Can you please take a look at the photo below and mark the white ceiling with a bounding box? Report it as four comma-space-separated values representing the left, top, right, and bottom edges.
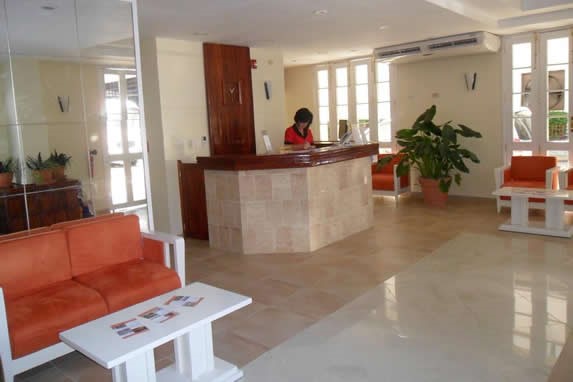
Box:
137, 0, 573, 66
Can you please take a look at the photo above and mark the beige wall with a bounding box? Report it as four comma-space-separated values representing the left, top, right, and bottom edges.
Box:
141, 38, 287, 234
284, 65, 317, 130
393, 53, 503, 197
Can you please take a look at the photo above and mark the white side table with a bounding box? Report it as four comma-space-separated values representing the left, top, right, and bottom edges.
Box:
60, 282, 252, 382
492, 187, 573, 238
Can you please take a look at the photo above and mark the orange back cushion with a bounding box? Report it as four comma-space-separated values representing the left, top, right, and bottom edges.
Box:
0, 231, 71, 300
510, 156, 556, 181
0, 227, 51, 242
66, 214, 143, 277
373, 154, 404, 175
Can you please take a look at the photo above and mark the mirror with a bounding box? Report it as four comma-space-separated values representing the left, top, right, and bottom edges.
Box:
0, 0, 149, 235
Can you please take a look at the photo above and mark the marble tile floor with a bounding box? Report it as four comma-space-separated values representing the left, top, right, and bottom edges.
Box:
6, 194, 573, 381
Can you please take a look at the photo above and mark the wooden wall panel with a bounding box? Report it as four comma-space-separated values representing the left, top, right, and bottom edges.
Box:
203, 43, 256, 155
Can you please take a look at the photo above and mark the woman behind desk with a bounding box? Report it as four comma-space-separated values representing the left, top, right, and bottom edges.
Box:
284, 108, 314, 148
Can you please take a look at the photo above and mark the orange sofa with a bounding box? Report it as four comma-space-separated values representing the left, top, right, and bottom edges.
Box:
0, 214, 185, 382
494, 155, 559, 212
372, 154, 410, 200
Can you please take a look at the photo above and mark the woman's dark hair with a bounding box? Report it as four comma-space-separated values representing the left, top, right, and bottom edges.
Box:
294, 108, 313, 126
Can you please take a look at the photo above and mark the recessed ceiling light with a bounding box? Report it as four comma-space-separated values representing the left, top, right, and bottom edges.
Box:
192, 32, 208, 37
378, 25, 389, 30
313, 9, 328, 16
41, 5, 57, 11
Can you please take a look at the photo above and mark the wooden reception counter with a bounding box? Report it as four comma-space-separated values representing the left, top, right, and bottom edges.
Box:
196, 143, 378, 254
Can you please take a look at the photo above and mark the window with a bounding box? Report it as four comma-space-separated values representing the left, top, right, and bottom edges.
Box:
315, 58, 393, 149
504, 29, 572, 168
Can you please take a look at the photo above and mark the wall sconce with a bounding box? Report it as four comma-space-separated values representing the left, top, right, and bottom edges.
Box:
464, 72, 477, 91
57, 96, 69, 112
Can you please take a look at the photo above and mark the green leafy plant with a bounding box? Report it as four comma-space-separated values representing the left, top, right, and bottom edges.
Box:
25, 152, 57, 171
49, 150, 72, 168
0, 157, 14, 174
378, 105, 482, 193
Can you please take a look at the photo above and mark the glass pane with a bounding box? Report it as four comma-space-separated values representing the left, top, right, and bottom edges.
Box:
513, 150, 532, 156
319, 106, 329, 124
378, 120, 391, 142
546, 150, 569, 169
377, 82, 390, 102
336, 87, 348, 105
548, 110, 569, 143
106, 120, 123, 155
317, 70, 328, 88
110, 160, 127, 205
356, 84, 369, 104
127, 119, 142, 154
355, 64, 368, 84
379, 147, 392, 154
513, 117, 532, 142
547, 37, 569, 66
126, 74, 139, 108
513, 69, 532, 94
336, 67, 347, 86
377, 62, 390, 82
357, 104, 369, 121
337, 105, 348, 120
378, 102, 391, 120
318, 89, 329, 106
512, 43, 531, 69
320, 124, 329, 141
547, 65, 568, 91
548, 89, 568, 114
131, 159, 146, 201
513, 94, 531, 114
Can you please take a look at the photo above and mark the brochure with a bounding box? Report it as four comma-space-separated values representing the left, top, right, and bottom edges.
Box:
164, 295, 204, 307
138, 306, 179, 323
111, 318, 148, 339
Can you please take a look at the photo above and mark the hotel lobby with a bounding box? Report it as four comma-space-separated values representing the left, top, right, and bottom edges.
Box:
1, 0, 573, 381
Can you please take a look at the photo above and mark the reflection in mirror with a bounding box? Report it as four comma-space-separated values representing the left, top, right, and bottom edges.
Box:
0, 0, 148, 234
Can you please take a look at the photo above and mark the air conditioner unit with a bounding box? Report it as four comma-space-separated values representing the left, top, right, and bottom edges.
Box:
374, 31, 500, 63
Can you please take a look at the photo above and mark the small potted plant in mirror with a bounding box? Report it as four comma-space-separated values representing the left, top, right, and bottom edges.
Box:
26, 153, 57, 185
378, 105, 482, 207
49, 150, 72, 181
0, 157, 15, 188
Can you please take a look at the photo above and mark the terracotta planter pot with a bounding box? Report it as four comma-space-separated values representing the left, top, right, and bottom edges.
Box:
52, 166, 66, 181
33, 169, 55, 185
418, 177, 448, 207
0, 172, 13, 188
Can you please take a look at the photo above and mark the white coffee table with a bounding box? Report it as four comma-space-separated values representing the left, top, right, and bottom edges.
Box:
60, 282, 252, 382
492, 187, 573, 238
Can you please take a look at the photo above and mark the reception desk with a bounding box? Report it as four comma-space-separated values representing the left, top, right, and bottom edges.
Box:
197, 143, 378, 254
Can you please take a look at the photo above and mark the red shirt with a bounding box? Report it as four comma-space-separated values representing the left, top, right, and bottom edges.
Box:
284, 125, 314, 145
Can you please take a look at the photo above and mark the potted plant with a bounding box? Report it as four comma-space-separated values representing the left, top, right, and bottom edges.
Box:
0, 157, 15, 188
26, 153, 57, 185
378, 105, 482, 207
49, 150, 72, 181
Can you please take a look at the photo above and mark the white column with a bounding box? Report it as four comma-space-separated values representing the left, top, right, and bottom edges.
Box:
112, 350, 156, 382
174, 322, 215, 379
510, 195, 529, 226
545, 198, 564, 230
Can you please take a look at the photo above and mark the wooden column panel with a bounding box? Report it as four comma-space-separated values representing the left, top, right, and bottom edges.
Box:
177, 161, 208, 240
203, 43, 256, 155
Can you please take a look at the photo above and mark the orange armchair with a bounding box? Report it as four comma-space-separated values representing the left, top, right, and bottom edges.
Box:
494, 155, 559, 212
372, 154, 410, 200
558, 169, 573, 210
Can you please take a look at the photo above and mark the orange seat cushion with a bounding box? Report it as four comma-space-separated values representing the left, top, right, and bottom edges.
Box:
66, 215, 143, 277
7, 280, 107, 358
0, 231, 71, 301
510, 156, 556, 181
74, 259, 181, 312
502, 180, 547, 189
372, 173, 394, 191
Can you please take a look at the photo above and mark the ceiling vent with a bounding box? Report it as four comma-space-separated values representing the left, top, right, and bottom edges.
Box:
374, 31, 500, 63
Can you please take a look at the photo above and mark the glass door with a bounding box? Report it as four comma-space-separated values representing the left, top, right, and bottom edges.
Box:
103, 70, 148, 227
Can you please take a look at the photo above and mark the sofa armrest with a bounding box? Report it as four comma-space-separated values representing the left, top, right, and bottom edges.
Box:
494, 165, 510, 189
558, 170, 570, 190
546, 166, 560, 190
0, 287, 13, 371
141, 232, 185, 286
